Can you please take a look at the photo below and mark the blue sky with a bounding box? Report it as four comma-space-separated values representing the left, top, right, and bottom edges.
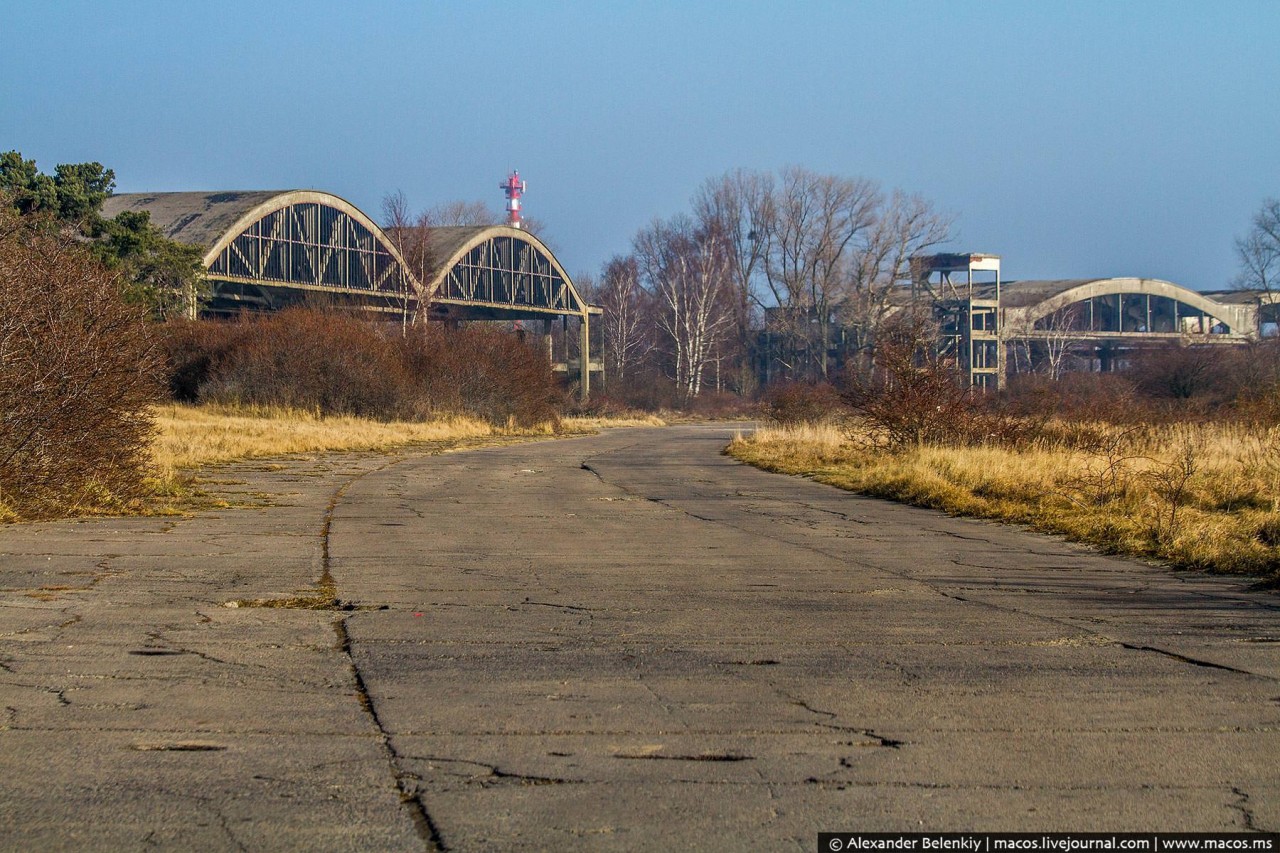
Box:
3, 1, 1276, 289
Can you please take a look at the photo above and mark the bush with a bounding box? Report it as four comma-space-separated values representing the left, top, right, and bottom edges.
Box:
841, 319, 987, 447
159, 311, 564, 428
1004, 371, 1142, 424
842, 318, 1043, 449
395, 324, 564, 428
0, 207, 160, 517
198, 309, 412, 418
762, 382, 845, 425
1127, 344, 1228, 403
160, 318, 247, 402
600, 368, 681, 412
687, 389, 757, 419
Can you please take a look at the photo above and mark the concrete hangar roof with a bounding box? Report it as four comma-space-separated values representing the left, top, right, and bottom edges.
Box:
101, 191, 292, 250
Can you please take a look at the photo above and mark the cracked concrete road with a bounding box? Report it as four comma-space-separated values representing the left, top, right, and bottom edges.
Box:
2, 425, 1279, 850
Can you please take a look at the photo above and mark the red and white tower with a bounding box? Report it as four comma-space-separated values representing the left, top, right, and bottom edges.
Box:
500, 170, 527, 229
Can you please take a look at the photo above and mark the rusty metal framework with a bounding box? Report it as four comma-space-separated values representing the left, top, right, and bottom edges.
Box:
435, 235, 580, 314
208, 201, 408, 298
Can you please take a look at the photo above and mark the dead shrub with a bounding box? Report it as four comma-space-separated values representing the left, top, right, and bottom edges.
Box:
1004, 371, 1142, 425
763, 382, 845, 426
395, 324, 563, 428
160, 318, 248, 403
604, 368, 681, 412
687, 389, 757, 419
841, 317, 1042, 449
840, 320, 974, 447
160, 312, 564, 428
0, 207, 161, 517
1127, 343, 1230, 404
1057, 424, 1150, 508
199, 309, 411, 418
566, 393, 656, 421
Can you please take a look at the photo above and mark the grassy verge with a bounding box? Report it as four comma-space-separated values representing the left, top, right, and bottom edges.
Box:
727, 421, 1280, 584
0, 404, 664, 521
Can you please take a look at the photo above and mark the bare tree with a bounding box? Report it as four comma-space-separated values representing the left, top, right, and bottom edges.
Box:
1006, 304, 1082, 379
1038, 305, 1085, 379
619, 167, 954, 394
842, 189, 951, 357
634, 215, 735, 399
381, 190, 435, 329
595, 254, 652, 383
693, 169, 774, 392
760, 167, 880, 379
384, 191, 560, 326
420, 199, 549, 240
422, 199, 495, 228
1235, 198, 1280, 296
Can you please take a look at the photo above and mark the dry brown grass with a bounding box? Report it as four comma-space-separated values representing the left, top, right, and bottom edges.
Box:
138, 403, 665, 511
151, 403, 496, 480
153, 403, 664, 473
728, 420, 1280, 583
562, 413, 668, 431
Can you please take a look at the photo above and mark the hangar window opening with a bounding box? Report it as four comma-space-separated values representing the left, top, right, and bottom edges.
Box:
1034, 295, 1231, 336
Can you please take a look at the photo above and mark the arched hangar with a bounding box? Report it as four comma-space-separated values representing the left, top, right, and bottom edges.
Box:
1001, 278, 1253, 339
100, 189, 602, 391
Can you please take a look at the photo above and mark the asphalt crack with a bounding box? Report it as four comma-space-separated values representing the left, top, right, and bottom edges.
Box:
825, 726, 904, 748
1119, 643, 1269, 679
1230, 786, 1262, 832
614, 752, 753, 762
784, 694, 903, 748
209, 802, 249, 853
786, 697, 836, 720
321, 458, 450, 851
337, 617, 448, 851
414, 755, 580, 786
522, 598, 595, 617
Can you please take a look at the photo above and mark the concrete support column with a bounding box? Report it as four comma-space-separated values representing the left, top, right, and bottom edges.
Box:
544, 319, 554, 365
579, 313, 590, 401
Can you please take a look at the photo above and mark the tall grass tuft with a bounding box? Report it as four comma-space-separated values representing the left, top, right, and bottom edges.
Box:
729, 420, 1280, 582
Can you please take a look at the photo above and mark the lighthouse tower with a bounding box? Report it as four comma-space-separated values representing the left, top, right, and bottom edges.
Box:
501, 170, 527, 229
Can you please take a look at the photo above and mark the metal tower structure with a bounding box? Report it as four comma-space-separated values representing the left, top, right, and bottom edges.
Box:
911, 253, 1003, 389
501, 170, 527, 229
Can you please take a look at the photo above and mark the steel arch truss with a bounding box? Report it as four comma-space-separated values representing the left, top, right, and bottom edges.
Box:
434, 234, 581, 316
208, 200, 410, 301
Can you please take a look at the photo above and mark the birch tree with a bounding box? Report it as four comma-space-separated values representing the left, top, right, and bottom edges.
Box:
693, 169, 773, 393
595, 254, 652, 383
634, 215, 735, 399
381, 190, 433, 328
